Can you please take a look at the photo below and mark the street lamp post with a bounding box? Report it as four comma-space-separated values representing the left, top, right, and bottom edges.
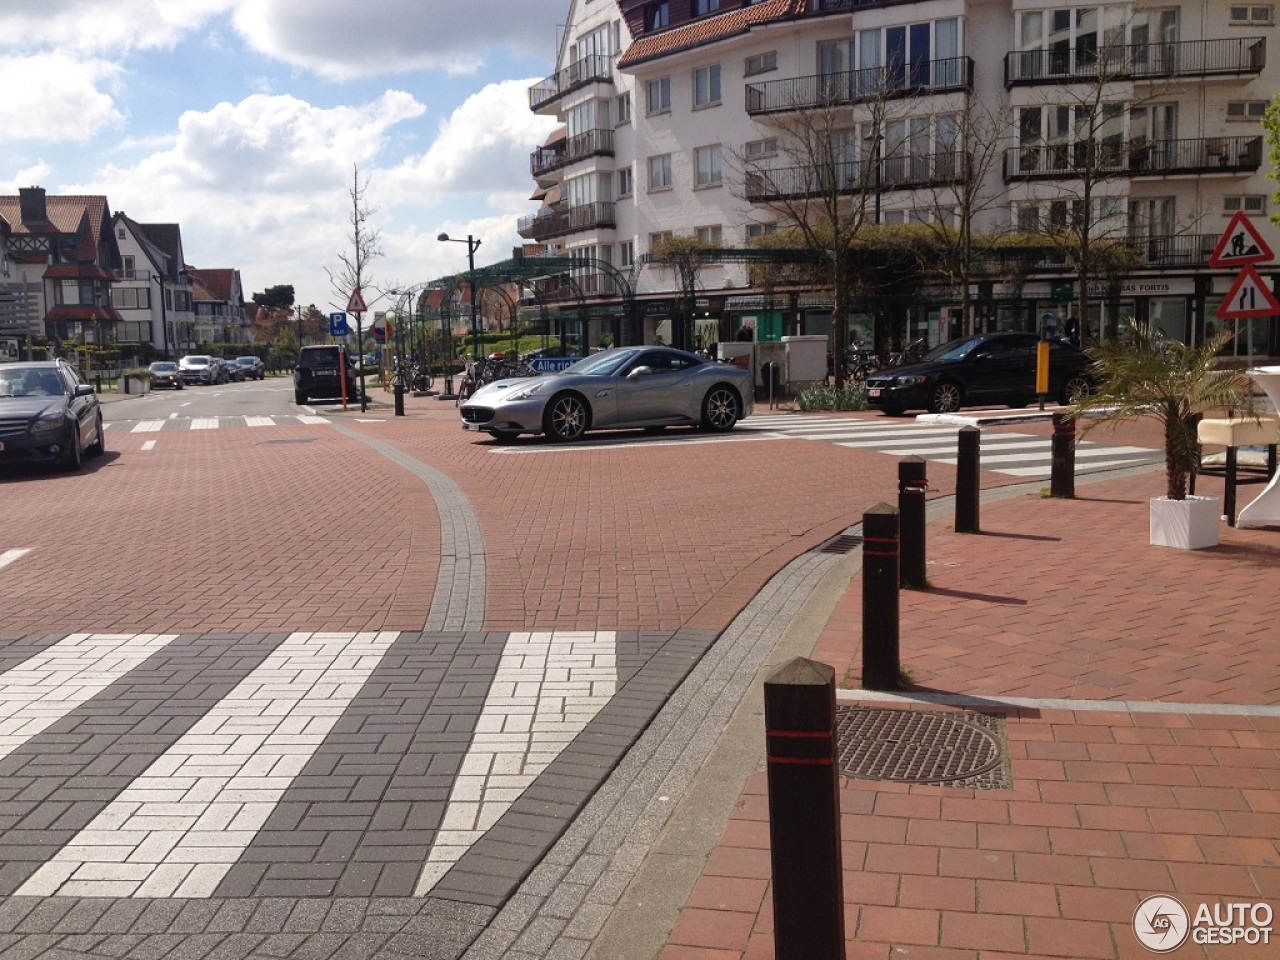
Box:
438, 233, 482, 368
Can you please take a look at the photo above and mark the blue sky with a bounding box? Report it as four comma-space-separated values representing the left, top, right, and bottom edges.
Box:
1, 0, 567, 313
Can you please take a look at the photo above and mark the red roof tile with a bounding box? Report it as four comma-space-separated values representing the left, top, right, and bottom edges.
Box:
617, 0, 808, 69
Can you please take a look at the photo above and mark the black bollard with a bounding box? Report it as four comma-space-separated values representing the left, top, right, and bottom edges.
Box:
862, 502, 900, 691
955, 426, 981, 533
898, 456, 927, 589
1050, 413, 1075, 499
764, 658, 844, 960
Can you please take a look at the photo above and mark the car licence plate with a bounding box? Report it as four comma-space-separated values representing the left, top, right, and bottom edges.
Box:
867, 388, 881, 397
462, 423, 481, 431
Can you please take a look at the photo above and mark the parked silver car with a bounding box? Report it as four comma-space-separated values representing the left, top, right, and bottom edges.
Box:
459, 346, 754, 443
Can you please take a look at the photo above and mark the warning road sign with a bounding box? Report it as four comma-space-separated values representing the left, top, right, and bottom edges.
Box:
346, 287, 368, 314
1208, 211, 1274, 268
1216, 263, 1280, 319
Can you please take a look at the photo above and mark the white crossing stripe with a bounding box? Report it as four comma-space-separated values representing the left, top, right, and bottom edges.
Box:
0, 548, 32, 570
243, 416, 274, 427
142, 440, 156, 451
295, 415, 328, 424
0, 634, 178, 763
131, 421, 166, 433
18, 631, 398, 899
190, 418, 219, 430
415, 630, 617, 896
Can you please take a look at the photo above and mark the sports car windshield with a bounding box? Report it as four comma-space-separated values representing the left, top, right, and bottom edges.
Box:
562, 349, 642, 377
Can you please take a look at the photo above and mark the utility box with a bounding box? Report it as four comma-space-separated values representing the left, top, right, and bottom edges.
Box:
783, 336, 828, 383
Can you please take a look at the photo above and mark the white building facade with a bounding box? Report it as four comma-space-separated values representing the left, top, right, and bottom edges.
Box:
520, 0, 1279, 360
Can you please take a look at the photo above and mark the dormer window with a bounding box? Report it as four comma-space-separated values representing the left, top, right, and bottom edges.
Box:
647, 2, 669, 31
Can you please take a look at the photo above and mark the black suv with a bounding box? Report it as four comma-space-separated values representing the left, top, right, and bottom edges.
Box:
293, 346, 357, 405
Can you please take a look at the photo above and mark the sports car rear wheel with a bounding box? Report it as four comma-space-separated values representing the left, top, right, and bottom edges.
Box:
544, 393, 589, 442
701, 386, 740, 432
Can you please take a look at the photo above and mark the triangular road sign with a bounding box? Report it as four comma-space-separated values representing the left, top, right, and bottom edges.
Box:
1217, 263, 1280, 319
346, 287, 368, 314
1208, 211, 1274, 268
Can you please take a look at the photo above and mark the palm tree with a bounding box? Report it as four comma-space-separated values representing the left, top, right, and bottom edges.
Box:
1072, 326, 1250, 501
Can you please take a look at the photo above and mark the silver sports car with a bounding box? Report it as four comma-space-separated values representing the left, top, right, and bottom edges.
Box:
459, 346, 754, 442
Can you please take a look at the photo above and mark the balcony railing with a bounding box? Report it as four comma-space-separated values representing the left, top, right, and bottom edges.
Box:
530, 129, 615, 178
529, 55, 614, 112
517, 202, 616, 241
746, 151, 965, 201
1005, 37, 1265, 85
1004, 136, 1263, 180
1025, 234, 1220, 269
746, 57, 972, 115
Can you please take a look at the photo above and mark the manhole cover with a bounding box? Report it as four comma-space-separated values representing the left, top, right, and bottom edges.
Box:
835, 707, 1011, 789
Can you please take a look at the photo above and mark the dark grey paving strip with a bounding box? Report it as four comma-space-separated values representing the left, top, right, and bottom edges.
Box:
329, 423, 486, 632
214, 631, 508, 901
0, 635, 70, 675
430, 628, 717, 909
0, 633, 290, 898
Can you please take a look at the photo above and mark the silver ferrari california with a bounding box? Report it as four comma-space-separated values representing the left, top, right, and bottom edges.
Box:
459, 346, 754, 442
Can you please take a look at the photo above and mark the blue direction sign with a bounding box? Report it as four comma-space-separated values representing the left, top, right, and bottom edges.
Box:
329, 312, 349, 337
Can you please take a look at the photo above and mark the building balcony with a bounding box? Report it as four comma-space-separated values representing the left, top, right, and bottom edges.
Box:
1005, 37, 1265, 86
746, 57, 972, 116
1004, 136, 1263, 180
746, 151, 965, 202
517, 202, 617, 241
529, 55, 614, 113
531, 129, 615, 178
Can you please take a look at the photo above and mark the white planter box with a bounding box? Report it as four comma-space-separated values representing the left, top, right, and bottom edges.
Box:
1149, 495, 1221, 550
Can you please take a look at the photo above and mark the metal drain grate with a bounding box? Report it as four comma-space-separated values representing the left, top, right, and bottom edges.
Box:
835, 707, 1012, 789
819, 534, 863, 554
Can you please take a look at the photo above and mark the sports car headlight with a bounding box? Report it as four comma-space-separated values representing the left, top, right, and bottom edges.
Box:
508, 381, 549, 401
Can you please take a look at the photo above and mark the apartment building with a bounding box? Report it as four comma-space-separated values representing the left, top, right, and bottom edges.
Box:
520, 0, 1280, 360
111, 214, 198, 358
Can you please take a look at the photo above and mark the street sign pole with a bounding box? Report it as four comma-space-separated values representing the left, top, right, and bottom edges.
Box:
347, 288, 368, 413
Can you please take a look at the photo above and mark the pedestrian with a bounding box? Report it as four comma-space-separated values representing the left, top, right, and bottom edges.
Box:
1066, 313, 1081, 346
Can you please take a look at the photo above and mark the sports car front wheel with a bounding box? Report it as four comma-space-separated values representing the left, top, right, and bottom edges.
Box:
701, 387, 740, 432
544, 393, 589, 442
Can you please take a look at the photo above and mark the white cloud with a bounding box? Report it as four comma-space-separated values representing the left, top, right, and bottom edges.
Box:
0, 54, 125, 143
0, 0, 233, 56
230, 0, 566, 80
0, 164, 55, 194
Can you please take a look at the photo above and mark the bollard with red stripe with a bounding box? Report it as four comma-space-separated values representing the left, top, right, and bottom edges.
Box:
764, 657, 844, 960
862, 502, 901, 691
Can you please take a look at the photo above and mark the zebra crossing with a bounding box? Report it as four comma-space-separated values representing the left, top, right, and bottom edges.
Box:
740, 413, 1162, 478
108, 414, 330, 433
0, 627, 697, 904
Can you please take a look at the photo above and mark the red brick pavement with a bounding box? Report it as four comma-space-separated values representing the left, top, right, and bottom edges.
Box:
660, 469, 1280, 960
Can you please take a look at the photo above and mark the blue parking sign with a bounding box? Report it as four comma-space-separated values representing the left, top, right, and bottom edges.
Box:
329, 312, 348, 337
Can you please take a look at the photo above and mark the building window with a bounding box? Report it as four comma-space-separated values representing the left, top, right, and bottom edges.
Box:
695, 0, 720, 14
648, 154, 673, 190
649, 231, 673, 252
616, 91, 632, 125
618, 166, 634, 198
1225, 195, 1267, 214
1226, 100, 1269, 121
695, 225, 723, 245
1229, 5, 1274, 24
745, 222, 776, 240
116, 227, 126, 240
121, 255, 135, 280
694, 145, 722, 187
694, 64, 721, 108
647, 77, 671, 114
744, 51, 777, 76
647, 1, 670, 31
620, 240, 635, 267
744, 137, 777, 159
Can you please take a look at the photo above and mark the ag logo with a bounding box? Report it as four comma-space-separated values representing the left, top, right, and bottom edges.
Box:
1134, 895, 1190, 952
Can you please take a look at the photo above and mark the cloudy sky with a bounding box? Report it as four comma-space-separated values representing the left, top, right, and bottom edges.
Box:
1, 0, 567, 314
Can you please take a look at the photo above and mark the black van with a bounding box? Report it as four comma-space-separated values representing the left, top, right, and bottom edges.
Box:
293, 345, 357, 405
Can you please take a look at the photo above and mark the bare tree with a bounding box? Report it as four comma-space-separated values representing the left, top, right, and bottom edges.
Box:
732, 68, 912, 385
326, 164, 384, 307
